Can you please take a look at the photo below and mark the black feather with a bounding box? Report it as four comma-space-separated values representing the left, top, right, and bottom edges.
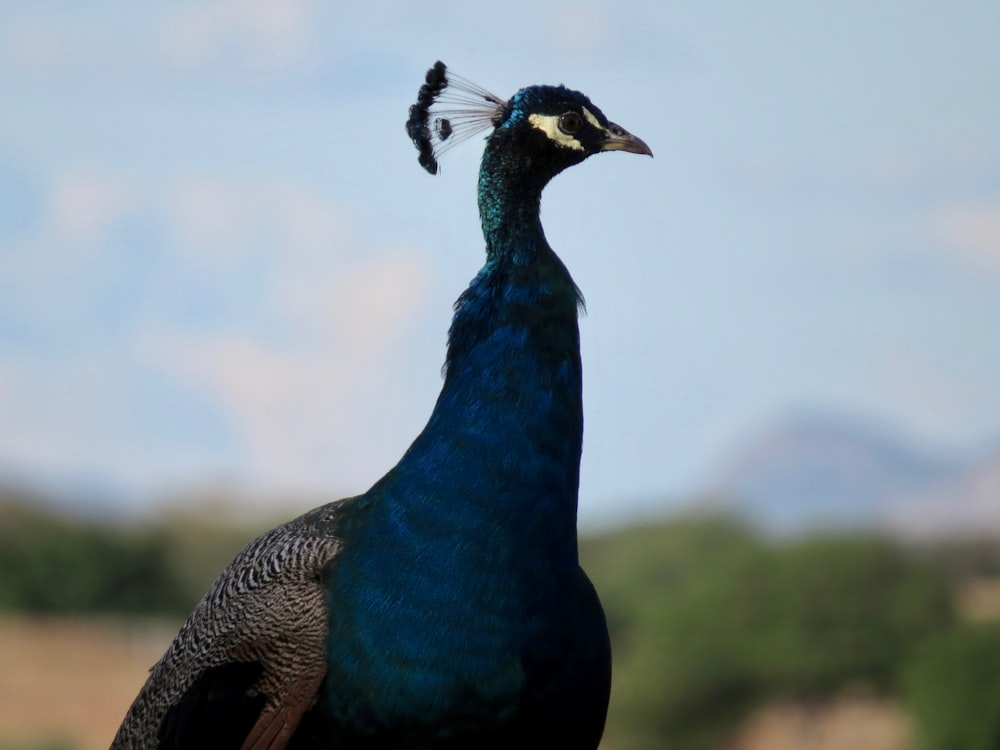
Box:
405, 61, 506, 174
158, 662, 266, 750
406, 60, 448, 174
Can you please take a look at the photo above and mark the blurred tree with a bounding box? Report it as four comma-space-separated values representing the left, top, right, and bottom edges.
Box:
0, 504, 191, 615
0, 490, 269, 616
904, 623, 1000, 750
582, 517, 954, 750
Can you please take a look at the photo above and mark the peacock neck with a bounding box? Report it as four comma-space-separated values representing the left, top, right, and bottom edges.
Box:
477, 135, 558, 265
320, 141, 588, 728
387, 141, 584, 545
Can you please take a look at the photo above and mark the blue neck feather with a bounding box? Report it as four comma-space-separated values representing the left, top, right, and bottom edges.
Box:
322, 129, 587, 738
405, 129, 585, 544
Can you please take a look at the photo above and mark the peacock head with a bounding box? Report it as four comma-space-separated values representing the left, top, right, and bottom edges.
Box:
406, 61, 652, 176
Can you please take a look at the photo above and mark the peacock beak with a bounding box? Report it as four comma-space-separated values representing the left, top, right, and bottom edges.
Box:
600, 123, 653, 157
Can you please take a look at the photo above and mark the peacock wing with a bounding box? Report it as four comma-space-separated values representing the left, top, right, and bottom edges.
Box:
111, 502, 348, 750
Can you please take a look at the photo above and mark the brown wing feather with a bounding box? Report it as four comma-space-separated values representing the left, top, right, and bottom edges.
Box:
241, 671, 326, 750
110, 502, 347, 749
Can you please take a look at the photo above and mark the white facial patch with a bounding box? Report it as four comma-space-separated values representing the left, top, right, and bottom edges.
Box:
581, 107, 602, 129
527, 113, 584, 151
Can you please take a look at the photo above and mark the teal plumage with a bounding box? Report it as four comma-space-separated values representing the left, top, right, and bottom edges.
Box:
112, 61, 651, 750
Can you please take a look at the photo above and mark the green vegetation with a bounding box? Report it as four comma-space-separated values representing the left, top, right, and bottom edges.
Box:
1, 492, 998, 749
581, 518, 956, 750
903, 623, 1000, 750
0, 493, 261, 617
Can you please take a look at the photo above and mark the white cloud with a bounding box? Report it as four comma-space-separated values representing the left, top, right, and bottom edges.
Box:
1, 166, 435, 499
155, 173, 433, 492
931, 199, 1000, 275
167, 175, 349, 264
159, 0, 318, 72
0, 352, 147, 486
865, 349, 998, 447
49, 170, 134, 242
1, 0, 322, 79
0, 11, 156, 77
2, 169, 140, 311
0, 19, 73, 72
544, 4, 620, 57
145, 246, 431, 494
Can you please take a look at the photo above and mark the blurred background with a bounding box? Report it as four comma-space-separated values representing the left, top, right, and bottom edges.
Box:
1, 1, 998, 749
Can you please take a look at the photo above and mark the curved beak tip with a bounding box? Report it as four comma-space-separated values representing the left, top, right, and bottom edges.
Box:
601, 124, 653, 158
632, 137, 654, 158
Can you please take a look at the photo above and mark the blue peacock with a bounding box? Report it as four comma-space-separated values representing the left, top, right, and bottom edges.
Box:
111, 60, 651, 750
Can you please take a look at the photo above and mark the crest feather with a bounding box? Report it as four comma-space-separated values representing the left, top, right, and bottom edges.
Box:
406, 61, 506, 175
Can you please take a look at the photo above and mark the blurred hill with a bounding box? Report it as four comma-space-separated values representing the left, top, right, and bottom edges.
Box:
709, 412, 1000, 537
3, 408, 997, 538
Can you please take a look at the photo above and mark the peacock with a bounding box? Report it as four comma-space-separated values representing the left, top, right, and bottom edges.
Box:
111, 60, 651, 750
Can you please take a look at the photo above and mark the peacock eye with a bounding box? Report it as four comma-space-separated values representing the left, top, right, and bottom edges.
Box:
558, 111, 582, 135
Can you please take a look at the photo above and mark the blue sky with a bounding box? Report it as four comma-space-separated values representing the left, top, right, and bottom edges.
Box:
1, 1, 998, 524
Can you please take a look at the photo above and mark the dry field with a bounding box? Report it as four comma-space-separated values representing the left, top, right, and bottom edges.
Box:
728, 694, 911, 750
0, 617, 174, 750
0, 617, 914, 750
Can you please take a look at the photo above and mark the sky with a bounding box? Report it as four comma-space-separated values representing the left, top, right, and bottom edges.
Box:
1, 1, 998, 525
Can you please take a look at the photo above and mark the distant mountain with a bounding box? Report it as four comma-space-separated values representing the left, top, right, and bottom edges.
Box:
708, 412, 999, 537
886, 448, 1000, 537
